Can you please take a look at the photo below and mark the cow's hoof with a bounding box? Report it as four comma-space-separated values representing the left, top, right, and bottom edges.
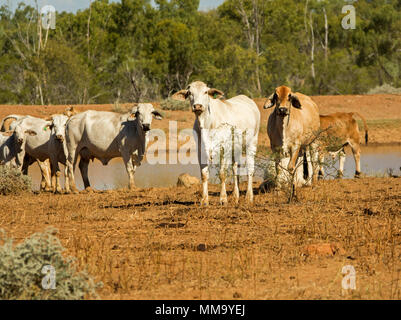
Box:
69, 187, 79, 194
54, 189, 63, 195
245, 196, 254, 204
354, 171, 362, 178
200, 198, 209, 206
85, 187, 95, 193
219, 197, 228, 206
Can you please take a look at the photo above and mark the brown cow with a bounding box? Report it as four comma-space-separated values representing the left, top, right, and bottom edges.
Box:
318, 112, 368, 178
263, 86, 320, 187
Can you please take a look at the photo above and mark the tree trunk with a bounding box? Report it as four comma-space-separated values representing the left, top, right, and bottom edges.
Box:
323, 7, 328, 69
87, 1, 92, 60
309, 11, 316, 85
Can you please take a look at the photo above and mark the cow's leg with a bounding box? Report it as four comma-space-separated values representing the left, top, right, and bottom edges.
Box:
200, 166, 209, 206
219, 153, 228, 206
66, 146, 79, 194
318, 153, 325, 179
196, 128, 209, 206
122, 153, 135, 190
64, 165, 70, 193
286, 145, 301, 189
78, 157, 91, 190
55, 164, 62, 194
350, 142, 361, 178
22, 154, 30, 175
288, 145, 301, 174
37, 159, 52, 192
232, 162, 240, 204
49, 156, 62, 194
337, 148, 346, 178
310, 144, 320, 184
245, 137, 257, 204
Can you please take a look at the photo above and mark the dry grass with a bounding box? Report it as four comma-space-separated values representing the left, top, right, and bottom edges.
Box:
1, 177, 400, 300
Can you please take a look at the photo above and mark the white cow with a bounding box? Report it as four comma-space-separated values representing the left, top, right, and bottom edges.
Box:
173, 81, 260, 205
43, 114, 71, 193
0, 126, 37, 169
8, 116, 53, 191
65, 103, 163, 193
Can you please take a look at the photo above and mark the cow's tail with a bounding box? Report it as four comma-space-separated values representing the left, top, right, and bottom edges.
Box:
352, 112, 368, 145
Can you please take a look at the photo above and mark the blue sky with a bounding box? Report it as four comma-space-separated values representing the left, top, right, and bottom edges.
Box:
0, 0, 224, 12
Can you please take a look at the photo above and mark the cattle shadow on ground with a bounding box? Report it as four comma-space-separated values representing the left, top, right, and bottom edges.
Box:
209, 186, 264, 197
100, 200, 195, 209
156, 222, 186, 228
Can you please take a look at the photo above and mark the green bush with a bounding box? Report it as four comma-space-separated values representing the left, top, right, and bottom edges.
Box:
160, 97, 190, 111
0, 228, 102, 300
0, 166, 32, 195
367, 84, 401, 95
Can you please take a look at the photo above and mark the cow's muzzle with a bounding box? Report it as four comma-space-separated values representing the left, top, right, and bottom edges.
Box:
142, 124, 150, 132
278, 107, 289, 116
17, 138, 24, 144
192, 104, 204, 113
56, 135, 64, 142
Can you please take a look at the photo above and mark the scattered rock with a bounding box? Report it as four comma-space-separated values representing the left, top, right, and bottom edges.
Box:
196, 243, 207, 252
302, 243, 345, 257
233, 292, 242, 298
363, 208, 378, 216
177, 173, 200, 188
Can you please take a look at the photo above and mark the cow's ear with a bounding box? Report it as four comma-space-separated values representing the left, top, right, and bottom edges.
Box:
152, 110, 163, 120
208, 88, 224, 99
25, 129, 37, 136
264, 92, 277, 109
172, 90, 189, 101
129, 106, 138, 120
43, 122, 53, 132
2, 131, 13, 137
290, 94, 302, 109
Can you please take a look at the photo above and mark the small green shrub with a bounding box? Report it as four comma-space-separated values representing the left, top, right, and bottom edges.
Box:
0, 166, 32, 195
367, 84, 401, 95
160, 97, 190, 111
0, 228, 102, 300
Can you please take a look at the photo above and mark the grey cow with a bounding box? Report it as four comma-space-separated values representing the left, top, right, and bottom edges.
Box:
7, 115, 53, 191
12, 114, 75, 193
44, 114, 71, 193
65, 103, 163, 193
0, 126, 37, 169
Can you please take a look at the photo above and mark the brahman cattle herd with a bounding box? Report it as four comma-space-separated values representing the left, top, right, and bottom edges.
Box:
0, 82, 368, 204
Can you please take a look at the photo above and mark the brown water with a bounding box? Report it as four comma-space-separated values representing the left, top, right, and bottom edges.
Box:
27, 145, 401, 191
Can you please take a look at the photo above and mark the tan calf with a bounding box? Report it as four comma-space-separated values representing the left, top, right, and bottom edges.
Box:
318, 112, 368, 178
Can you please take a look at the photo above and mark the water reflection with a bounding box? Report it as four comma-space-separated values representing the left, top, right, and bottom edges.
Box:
27, 145, 401, 191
